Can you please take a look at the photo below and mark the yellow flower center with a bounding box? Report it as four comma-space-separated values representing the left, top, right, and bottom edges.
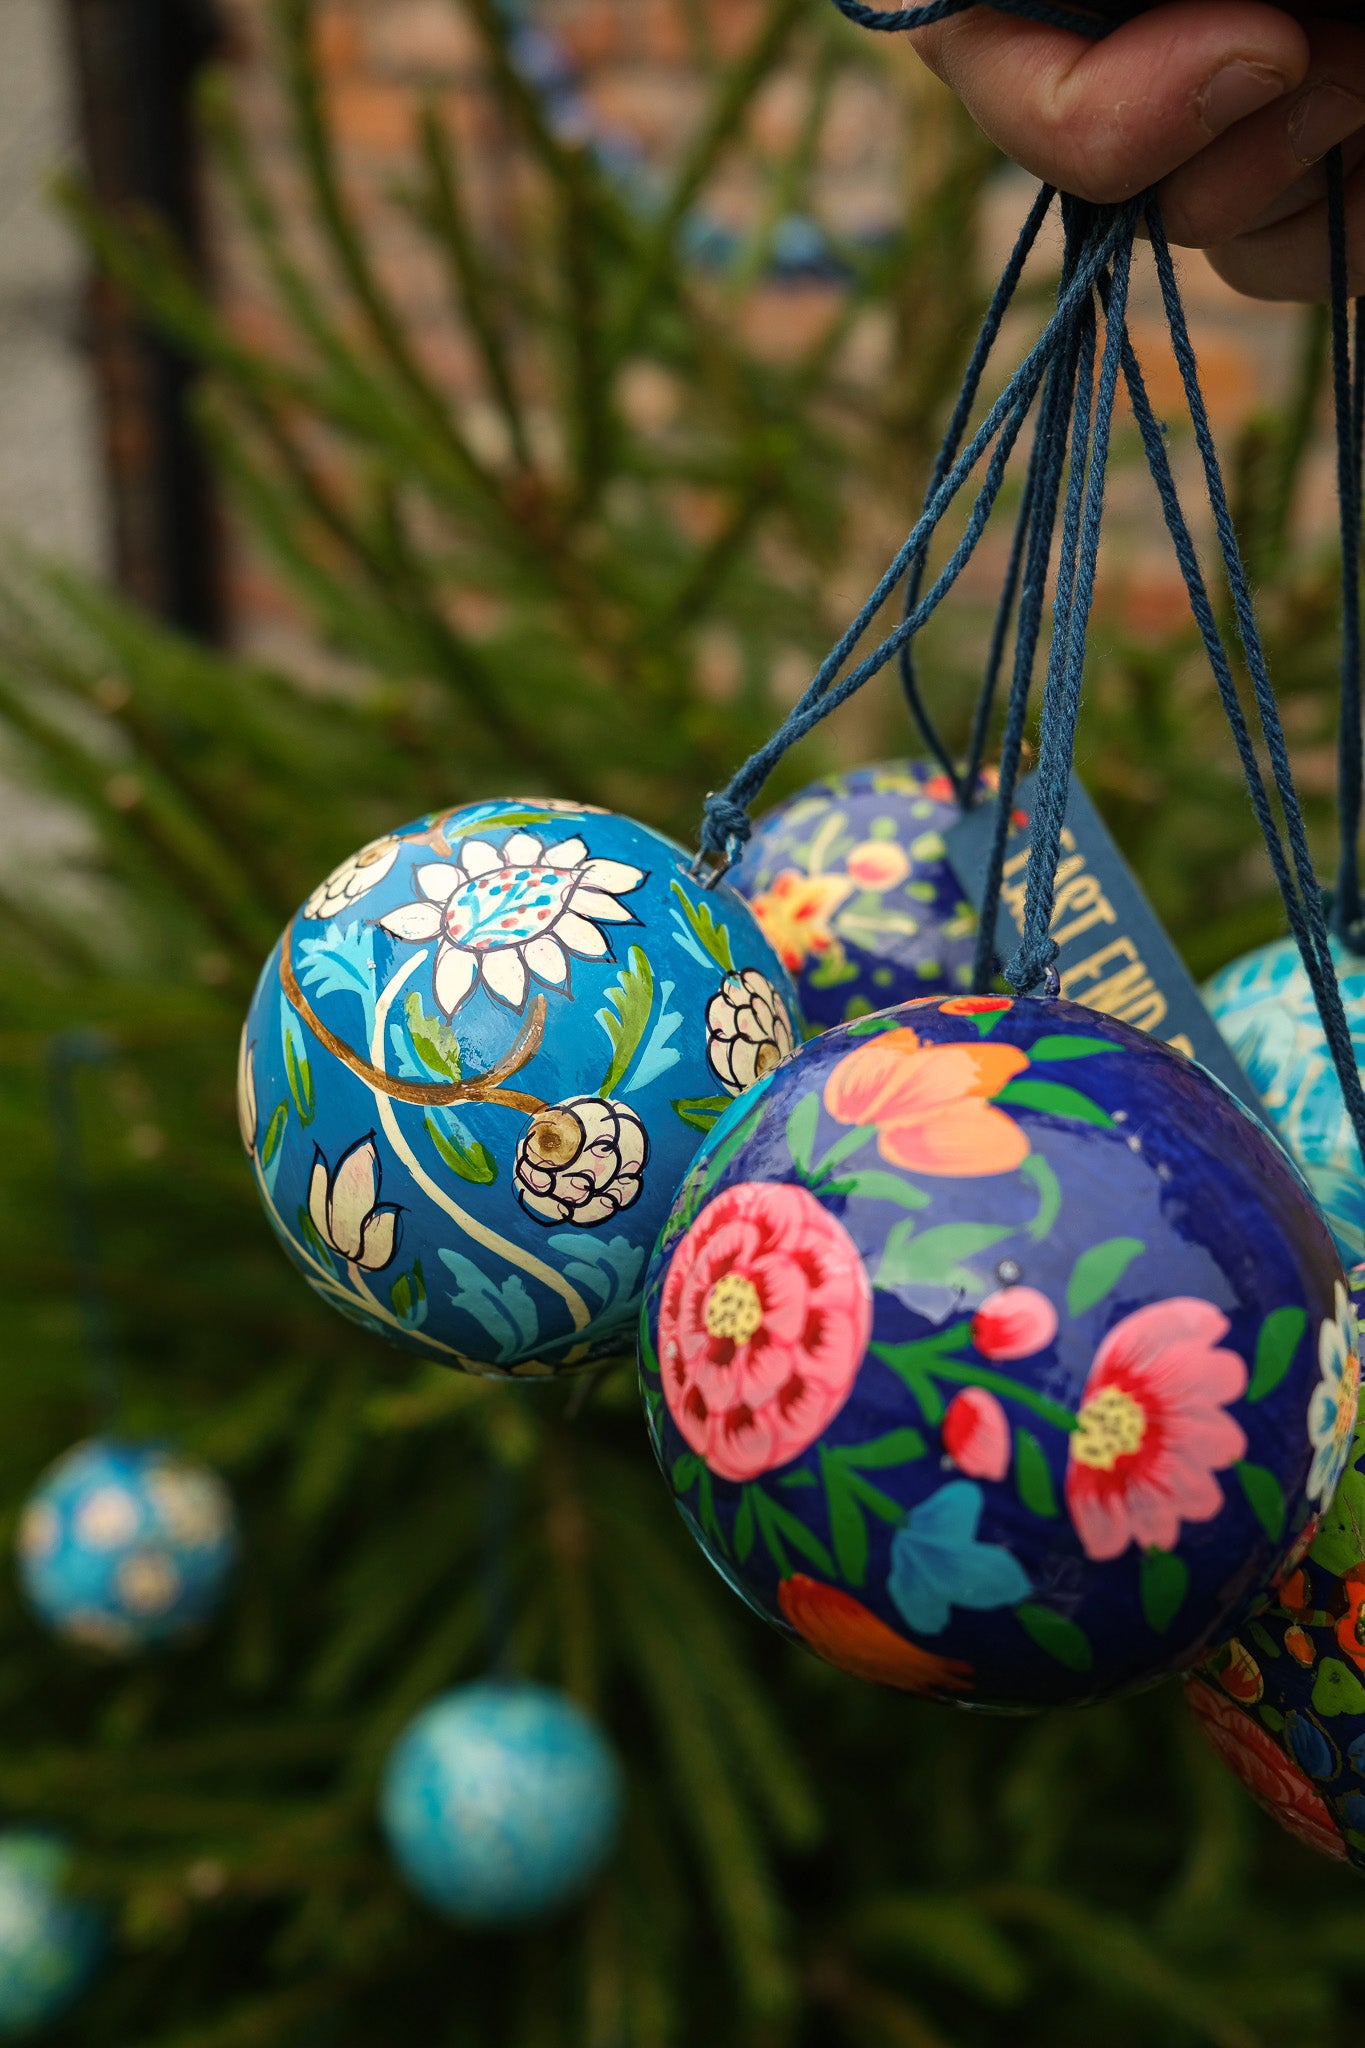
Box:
1071, 1386, 1147, 1471
526, 1109, 583, 1168
705, 1272, 764, 1345
754, 1041, 782, 1080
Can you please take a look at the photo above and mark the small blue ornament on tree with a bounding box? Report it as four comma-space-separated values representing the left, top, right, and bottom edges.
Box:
1205, 933, 1365, 1266
0, 1832, 106, 2038
729, 762, 983, 1032
380, 1680, 622, 1924
240, 799, 797, 1377
17, 1440, 237, 1656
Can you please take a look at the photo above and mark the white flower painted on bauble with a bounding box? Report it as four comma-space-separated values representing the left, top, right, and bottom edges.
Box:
302, 834, 402, 921
307, 1136, 402, 1271
236, 1026, 257, 1156
378, 830, 645, 1017
706, 970, 796, 1094
1307, 1280, 1362, 1504
514, 1096, 647, 1226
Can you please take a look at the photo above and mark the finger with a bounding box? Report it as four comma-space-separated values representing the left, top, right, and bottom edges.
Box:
909, 1, 1308, 203
1204, 151, 1365, 297
1159, 21, 1365, 246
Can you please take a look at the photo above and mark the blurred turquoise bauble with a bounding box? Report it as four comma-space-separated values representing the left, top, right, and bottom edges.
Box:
0, 1833, 105, 2038
1205, 934, 1365, 1266
380, 1681, 622, 1923
16, 1440, 237, 1657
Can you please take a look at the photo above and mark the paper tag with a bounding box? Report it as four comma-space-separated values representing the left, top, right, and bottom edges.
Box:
944, 771, 1271, 1128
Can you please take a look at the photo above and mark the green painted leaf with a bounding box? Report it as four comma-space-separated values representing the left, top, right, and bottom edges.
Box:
1247, 1619, 1281, 1660
777, 1468, 818, 1488
699, 1100, 767, 1194
670, 878, 734, 972
1313, 1656, 1365, 1717
296, 1203, 331, 1263
845, 1470, 908, 1523
1248, 1306, 1307, 1403
820, 1449, 868, 1586
1016, 1603, 1093, 1672
389, 1260, 427, 1324
752, 1487, 834, 1578
284, 1034, 315, 1124
671, 1094, 732, 1134
1027, 1034, 1112, 1062
786, 1095, 820, 1174
1237, 1460, 1287, 1543
260, 1100, 288, 1168
597, 946, 654, 1096
698, 1468, 726, 1553
1065, 1236, 1145, 1316
1019, 1153, 1061, 1242
1139, 1548, 1189, 1634
1310, 1457, 1365, 1574
836, 1429, 927, 1470
671, 1453, 701, 1493
1014, 1429, 1058, 1517
835, 1170, 929, 1209
811, 1126, 877, 1175
994, 1078, 1115, 1129
404, 991, 463, 1081
845, 1013, 904, 1037
879, 1222, 1011, 1291
424, 1116, 497, 1185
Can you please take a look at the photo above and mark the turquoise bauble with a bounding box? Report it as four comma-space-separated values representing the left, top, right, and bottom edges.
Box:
729, 762, 981, 1032
380, 1681, 622, 1923
17, 1440, 237, 1656
0, 1833, 106, 2038
240, 800, 799, 1377
1205, 933, 1365, 1265
640, 993, 1350, 1711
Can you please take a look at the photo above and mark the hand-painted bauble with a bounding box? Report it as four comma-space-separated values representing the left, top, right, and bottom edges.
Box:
17, 1439, 237, 1656
0, 1832, 106, 2038
639, 993, 1351, 1710
1185, 1320, 1365, 1868
729, 761, 985, 1032
1205, 933, 1365, 1265
379, 1680, 622, 1924
239, 800, 798, 1378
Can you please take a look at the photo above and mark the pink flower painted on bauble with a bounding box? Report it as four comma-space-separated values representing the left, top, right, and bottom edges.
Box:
942, 1388, 1011, 1481
1065, 1299, 1248, 1562
657, 1182, 872, 1482
972, 1286, 1058, 1361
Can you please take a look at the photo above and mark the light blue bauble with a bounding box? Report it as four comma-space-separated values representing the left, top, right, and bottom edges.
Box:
380, 1680, 622, 1924
239, 799, 799, 1378
1205, 934, 1365, 1265
0, 1833, 106, 2038
17, 1440, 238, 1656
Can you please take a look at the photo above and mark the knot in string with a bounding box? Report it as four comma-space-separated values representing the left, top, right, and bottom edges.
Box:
697, 790, 755, 878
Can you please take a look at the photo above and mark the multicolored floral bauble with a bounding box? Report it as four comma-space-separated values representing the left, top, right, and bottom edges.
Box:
729, 762, 987, 1032
17, 1440, 237, 1656
1205, 933, 1365, 1266
240, 800, 798, 1377
639, 994, 1351, 1710
1185, 1351, 1365, 1868
0, 1833, 106, 2038
379, 1680, 622, 1923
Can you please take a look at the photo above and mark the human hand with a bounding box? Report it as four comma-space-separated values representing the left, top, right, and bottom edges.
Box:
906, 3, 1365, 298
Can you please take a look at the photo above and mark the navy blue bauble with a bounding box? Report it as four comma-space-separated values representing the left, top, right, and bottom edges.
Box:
639, 993, 1351, 1710
0, 1833, 106, 2038
240, 800, 799, 1377
729, 762, 981, 1031
380, 1680, 622, 1923
1205, 933, 1365, 1267
17, 1440, 237, 1656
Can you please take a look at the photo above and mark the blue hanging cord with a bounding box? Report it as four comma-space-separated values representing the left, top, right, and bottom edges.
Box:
831, 0, 1133, 33
895, 182, 1055, 803
48, 1032, 123, 1434
695, 200, 1134, 871
1328, 146, 1365, 950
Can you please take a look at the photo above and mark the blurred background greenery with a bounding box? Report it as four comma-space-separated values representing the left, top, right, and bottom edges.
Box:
0, 0, 1361, 2041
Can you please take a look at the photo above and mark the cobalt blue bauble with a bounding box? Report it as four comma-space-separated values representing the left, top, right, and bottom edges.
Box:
239, 800, 797, 1378
0, 1833, 106, 2037
639, 993, 1352, 1711
380, 1680, 622, 1923
1205, 933, 1365, 1266
17, 1440, 237, 1656
1186, 1306, 1365, 1870
729, 762, 982, 1033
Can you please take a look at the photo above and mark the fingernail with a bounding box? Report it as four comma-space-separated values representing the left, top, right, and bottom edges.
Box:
1198, 60, 1289, 139
1289, 82, 1365, 168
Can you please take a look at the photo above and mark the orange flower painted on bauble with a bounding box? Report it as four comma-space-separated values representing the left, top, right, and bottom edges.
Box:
822, 1027, 1030, 1177
778, 1575, 972, 1696
748, 869, 854, 975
